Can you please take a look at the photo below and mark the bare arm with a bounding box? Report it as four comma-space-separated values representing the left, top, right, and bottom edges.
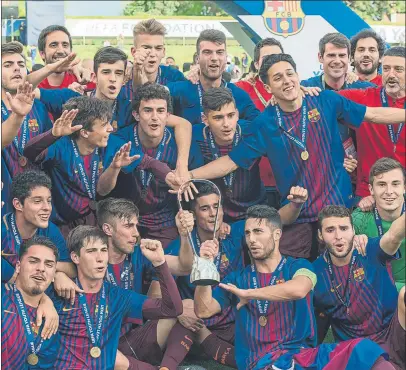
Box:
166, 114, 192, 171
364, 106, 406, 125
380, 213, 405, 255
278, 187, 308, 226
194, 285, 222, 319
190, 155, 238, 180
56, 262, 77, 278
166, 234, 194, 276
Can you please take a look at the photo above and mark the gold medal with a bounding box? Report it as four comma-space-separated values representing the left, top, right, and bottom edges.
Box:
259, 315, 268, 327
19, 156, 28, 167
90, 346, 101, 358
301, 150, 309, 161
27, 353, 39, 365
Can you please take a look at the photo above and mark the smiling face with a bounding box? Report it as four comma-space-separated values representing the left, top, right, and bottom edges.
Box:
15, 244, 57, 296
40, 30, 72, 65
14, 186, 52, 230
72, 237, 109, 281
134, 99, 169, 141
319, 43, 349, 80
94, 60, 126, 100
369, 168, 405, 214
1, 53, 27, 93
82, 118, 114, 148
319, 216, 354, 261
353, 37, 381, 76
266, 61, 301, 102
193, 193, 223, 235
198, 41, 227, 81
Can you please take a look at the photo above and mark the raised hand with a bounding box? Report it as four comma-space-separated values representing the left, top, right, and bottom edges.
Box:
133, 48, 151, 71
200, 239, 219, 261
176, 210, 194, 236
48, 52, 80, 73
186, 64, 200, 85
5, 82, 35, 117
219, 283, 249, 310
51, 109, 81, 137
68, 82, 85, 95
287, 186, 308, 204
218, 222, 231, 240
110, 142, 140, 169
71, 64, 92, 84
358, 195, 375, 212
353, 234, 368, 257
140, 239, 165, 267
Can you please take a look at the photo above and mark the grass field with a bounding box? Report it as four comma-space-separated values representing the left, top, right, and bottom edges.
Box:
24, 38, 249, 73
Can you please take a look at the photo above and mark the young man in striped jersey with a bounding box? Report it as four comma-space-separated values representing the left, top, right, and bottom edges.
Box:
53, 225, 182, 370
314, 205, 405, 370
194, 205, 394, 370
171, 53, 406, 260
2, 236, 61, 369
125, 18, 186, 101
1, 170, 73, 281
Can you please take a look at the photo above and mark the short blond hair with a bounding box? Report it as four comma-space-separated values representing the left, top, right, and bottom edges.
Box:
133, 19, 166, 39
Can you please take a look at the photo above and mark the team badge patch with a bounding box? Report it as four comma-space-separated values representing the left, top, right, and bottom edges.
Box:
308, 108, 321, 122
98, 161, 104, 175
353, 267, 365, 282
276, 279, 285, 284
28, 119, 39, 132
262, 0, 305, 38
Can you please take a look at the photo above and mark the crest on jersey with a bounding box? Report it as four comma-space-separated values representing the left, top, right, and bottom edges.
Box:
98, 161, 104, 175
353, 267, 365, 282
262, 1, 305, 38
276, 278, 285, 284
28, 119, 39, 132
308, 108, 321, 122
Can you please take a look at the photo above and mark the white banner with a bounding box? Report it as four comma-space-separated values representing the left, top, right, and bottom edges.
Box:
26, 1, 65, 46
65, 18, 234, 38
372, 25, 405, 44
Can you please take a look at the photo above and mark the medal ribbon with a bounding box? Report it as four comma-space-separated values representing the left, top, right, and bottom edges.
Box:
77, 280, 106, 350
374, 202, 405, 237
133, 125, 168, 191
326, 251, 357, 309
155, 67, 162, 85
71, 139, 99, 200
206, 125, 240, 191
1, 100, 29, 156
106, 257, 132, 290
251, 257, 287, 315
10, 212, 22, 248
275, 102, 308, 153
379, 88, 405, 150
13, 285, 44, 358
194, 229, 221, 270
197, 80, 228, 121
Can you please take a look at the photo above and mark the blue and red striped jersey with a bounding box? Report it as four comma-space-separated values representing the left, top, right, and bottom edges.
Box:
1, 212, 69, 278
121, 65, 186, 102
39, 88, 134, 131
229, 91, 367, 223
212, 257, 316, 370
1, 99, 53, 213
166, 221, 245, 327
313, 237, 399, 342
2, 283, 60, 369
189, 122, 266, 222
105, 247, 153, 334
53, 282, 147, 370
105, 124, 178, 230
167, 81, 260, 125
37, 136, 107, 225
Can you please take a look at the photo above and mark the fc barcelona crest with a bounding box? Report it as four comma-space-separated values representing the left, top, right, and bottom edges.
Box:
28, 119, 39, 132
308, 108, 321, 122
98, 161, 104, 175
353, 267, 365, 282
262, 0, 305, 38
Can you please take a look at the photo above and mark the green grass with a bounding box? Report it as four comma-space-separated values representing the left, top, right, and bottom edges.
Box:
25, 38, 249, 73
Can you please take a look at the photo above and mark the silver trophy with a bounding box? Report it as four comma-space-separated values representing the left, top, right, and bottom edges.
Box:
177, 179, 221, 286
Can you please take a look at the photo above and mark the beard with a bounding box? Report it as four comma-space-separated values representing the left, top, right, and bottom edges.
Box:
354, 59, 379, 76
250, 242, 275, 261
30, 286, 44, 296
326, 237, 354, 260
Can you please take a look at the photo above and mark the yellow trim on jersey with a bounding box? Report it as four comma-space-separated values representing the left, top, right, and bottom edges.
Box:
293, 268, 317, 290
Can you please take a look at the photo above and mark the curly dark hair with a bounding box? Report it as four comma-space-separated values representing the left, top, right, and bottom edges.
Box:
131, 83, 172, 113
19, 235, 59, 261
11, 170, 52, 205
350, 29, 386, 59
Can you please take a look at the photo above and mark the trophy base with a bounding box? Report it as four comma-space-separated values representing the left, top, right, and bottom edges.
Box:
192, 278, 219, 286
